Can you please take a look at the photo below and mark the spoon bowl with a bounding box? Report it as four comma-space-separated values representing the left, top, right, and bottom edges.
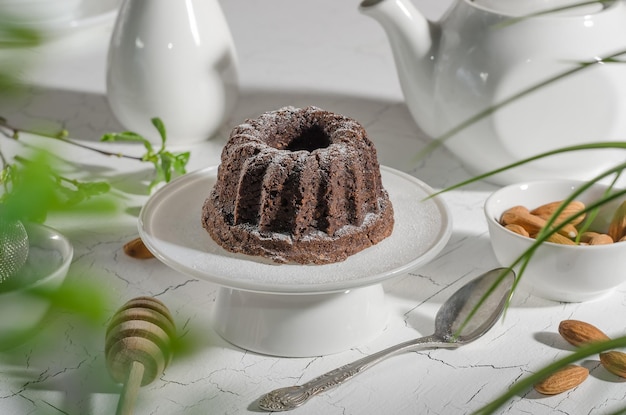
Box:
258, 268, 515, 411
438, 267, 514, 343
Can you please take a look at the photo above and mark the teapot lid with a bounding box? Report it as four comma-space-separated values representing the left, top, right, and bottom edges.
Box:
472, 0, 607, 16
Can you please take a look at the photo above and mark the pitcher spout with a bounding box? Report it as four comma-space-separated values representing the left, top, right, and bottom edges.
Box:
359, 0, 441, 133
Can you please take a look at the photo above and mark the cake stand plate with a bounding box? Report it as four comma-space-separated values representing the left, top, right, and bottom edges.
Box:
138, 165, 452, 356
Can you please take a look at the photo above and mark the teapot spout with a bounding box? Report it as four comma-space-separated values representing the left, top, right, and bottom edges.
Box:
359, 0, 440, 134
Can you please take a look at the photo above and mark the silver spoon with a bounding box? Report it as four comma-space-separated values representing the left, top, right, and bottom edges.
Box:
258, 267, 515, 412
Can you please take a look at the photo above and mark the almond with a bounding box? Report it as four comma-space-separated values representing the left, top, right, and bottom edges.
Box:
502, 205, 531, 216
619, 235, 626, 243
579, 231, 601, 243
123, 237, 154, 259
543, 232, 577, 245
501, 209, 575, 240
500, 209, 545, 235
587, 234, 614, 245
579, 231, 613, 245
533, 222, 578, 239
600, 351, 626, 378
608, 201, 626, 242
558, 223, 579, 239
558, 320, 610, 347
533, 365, 589, 395
531, 200, 586, 226
504, 223, 530, 237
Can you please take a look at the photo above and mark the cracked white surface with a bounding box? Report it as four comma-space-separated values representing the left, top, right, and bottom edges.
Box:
1, 0, 626, 414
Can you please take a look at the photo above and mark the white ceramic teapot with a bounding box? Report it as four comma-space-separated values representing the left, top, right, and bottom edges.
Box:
360, 0, 626, 184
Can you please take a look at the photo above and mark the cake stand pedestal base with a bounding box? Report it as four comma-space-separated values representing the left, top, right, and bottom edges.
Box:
212, 284, 388, 357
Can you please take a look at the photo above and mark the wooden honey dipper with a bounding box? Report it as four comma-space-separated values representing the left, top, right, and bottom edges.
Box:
105, 296, 176, 415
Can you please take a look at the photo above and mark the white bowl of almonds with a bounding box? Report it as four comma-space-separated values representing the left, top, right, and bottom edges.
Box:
484, 180, 626, 302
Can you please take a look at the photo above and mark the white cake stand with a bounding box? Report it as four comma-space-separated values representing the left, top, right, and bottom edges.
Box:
138, 166, 452, 356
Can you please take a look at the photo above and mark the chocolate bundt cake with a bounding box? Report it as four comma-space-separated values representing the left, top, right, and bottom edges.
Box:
201, 106, 394, 264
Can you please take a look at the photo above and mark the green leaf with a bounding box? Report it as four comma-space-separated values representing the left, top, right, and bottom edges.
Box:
101, 131, 154, 153
134, 118, 190, 191
160, 153, 173, 183
55, 178, 113, 207
78, 180, 112, 196
148, 168, 166, 192
0, 22, 41, 48
151, 117, 167, 148
1, 152, 58, 222
0, 71, 22, 94
173, 152, 191, 175
0, 162, 16, 194
0, 151, 118, 222
31, 276, 112, 323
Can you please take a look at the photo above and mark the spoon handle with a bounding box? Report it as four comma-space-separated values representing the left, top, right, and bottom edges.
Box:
301, 334, 447, 389
258, 335, 455, 411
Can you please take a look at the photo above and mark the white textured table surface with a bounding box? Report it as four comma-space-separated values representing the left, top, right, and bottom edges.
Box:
1, 1, 626, 414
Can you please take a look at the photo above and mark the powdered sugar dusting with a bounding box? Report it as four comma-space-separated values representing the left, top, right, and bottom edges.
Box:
140, 166, 452, 294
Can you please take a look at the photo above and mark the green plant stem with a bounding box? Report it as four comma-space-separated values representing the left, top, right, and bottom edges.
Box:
0, 22, 41, 48
1, 116, 190, 195
415, 49, 626, 160
427, 142, 626, 198
474, 336, 626, 415
0, 143, 7, 168
534, 165, 626, 243
494, 0, 614, 28
575, 172, 624, 241
0, 117, 142, 161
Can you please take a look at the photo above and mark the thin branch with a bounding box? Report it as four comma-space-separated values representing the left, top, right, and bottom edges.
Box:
0, 117, 142, 161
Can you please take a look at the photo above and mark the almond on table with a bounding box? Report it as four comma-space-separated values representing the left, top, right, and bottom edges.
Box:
600, 351, 626, 378
533, 365, 589, 395
124, 237, 155, 259
558, 320, 610, 347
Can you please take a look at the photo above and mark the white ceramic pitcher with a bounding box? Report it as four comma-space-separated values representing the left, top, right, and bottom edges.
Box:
107, 0, 239, 146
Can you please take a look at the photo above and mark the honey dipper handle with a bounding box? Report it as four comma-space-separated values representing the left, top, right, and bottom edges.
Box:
116, 361, 145, 415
